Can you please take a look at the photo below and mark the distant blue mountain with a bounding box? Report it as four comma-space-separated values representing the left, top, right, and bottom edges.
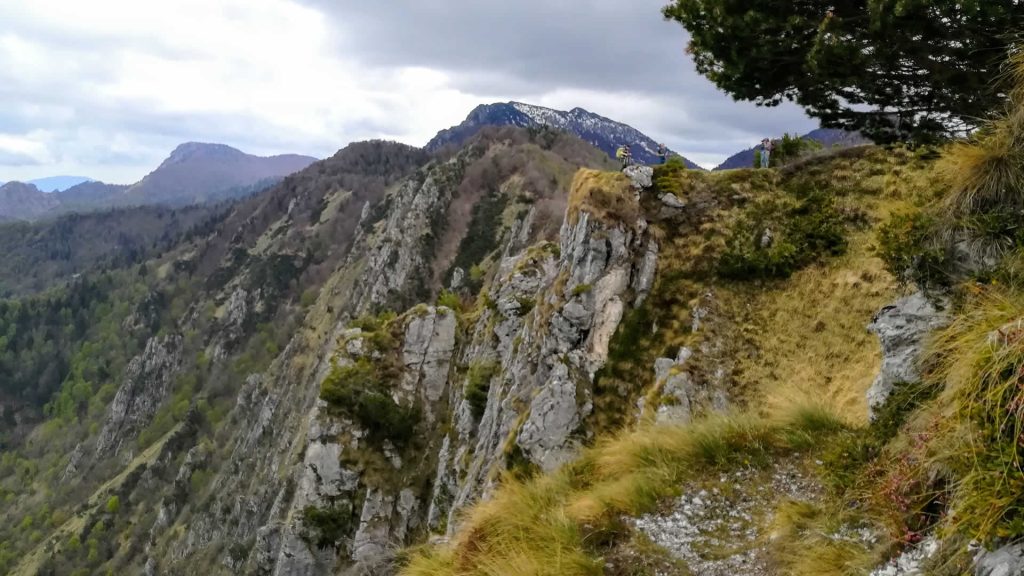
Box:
427, 102, 702, 169
27, 176, 96, 192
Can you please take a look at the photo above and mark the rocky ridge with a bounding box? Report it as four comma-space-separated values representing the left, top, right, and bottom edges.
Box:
3, 130, 633, 575
15, 135, 996, 576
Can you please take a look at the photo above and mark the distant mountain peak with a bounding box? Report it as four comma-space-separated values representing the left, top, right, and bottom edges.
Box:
30, 176, 95, 192
427, 101, 701, 169
128, 143, 317, 206
0, 181, 60, 220
163, 142, 247, 166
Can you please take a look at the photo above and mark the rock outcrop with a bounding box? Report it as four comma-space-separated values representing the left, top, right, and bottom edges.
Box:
652, 348, 695, 424
867, 292, 948, 419
424, 172, 660, 534
975, 543, 1024, 576
624, 165, 654, 190
95, 334, 184, 457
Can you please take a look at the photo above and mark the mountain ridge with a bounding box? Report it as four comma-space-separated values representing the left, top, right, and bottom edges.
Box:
121, 142, 318, 206
0, 176, 97, 192
0, 143, 318, 220
427, 101, 702, 169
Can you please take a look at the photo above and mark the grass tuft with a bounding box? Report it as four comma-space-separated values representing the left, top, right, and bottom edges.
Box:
927, 287, 1024, 542
567, 169, 639, 228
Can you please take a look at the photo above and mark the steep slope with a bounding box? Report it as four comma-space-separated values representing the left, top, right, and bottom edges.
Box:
402, 135, 1024, 576
714, 128, 871, 170
428, 102, 702, 169
0, 181, 61, 220
120, 142, 317, 206
0, 131, 953, 576
0, 130, 617, 575
7, 106, 1024, 576
404, 145, 940, 576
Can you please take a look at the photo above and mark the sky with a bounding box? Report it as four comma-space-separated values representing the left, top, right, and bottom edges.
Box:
0, 0, 817, 184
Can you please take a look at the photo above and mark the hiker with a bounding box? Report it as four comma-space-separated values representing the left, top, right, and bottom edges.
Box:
760, 138, 774, 168
617, 144, 633, 170
658, 143, 668, 165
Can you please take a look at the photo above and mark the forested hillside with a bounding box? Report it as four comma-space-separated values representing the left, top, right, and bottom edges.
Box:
0, 204, 226, 298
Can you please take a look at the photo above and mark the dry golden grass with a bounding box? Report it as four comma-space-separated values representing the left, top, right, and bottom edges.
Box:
929, 289, 1024, 402
937, 119, 1024, 216
938, 49, 1024, 218
401, 411, 848, 576
733, 228, 901, 424
924, 287, 1024, 540
767, 500, 881, 576
567, 169, 639, 228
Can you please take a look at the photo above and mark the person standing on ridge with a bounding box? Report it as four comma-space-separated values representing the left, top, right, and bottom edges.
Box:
617, 144, 633, 170
658, 143, 668, 165
760, 138, 773, 168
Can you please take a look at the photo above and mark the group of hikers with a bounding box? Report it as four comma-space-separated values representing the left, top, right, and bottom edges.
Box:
615, 143, 670, 170
615, 138, 777, 171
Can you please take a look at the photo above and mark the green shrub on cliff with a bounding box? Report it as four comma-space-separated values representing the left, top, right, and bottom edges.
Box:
321, 358, 419, 448
719, 190, 846, 280
320, 315, 418, 448
875, 210, 951, 291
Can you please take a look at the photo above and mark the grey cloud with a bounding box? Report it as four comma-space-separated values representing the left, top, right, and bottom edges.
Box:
1, 1, 820, 179
300, 0, 818, 163
0, 150, 44, 167
302, 0, 695, 96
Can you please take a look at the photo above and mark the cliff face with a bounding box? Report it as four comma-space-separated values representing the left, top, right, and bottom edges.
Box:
155, 165, 661, 575
1, 129, 635, 576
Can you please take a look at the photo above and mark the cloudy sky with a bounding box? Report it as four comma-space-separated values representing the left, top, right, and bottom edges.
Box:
0, 0, 817, 183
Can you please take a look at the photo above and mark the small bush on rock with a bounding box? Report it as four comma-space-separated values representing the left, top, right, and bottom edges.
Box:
876, 211, 951, 291
302, 504, 355, 550
464, 361, 500, 421
719, 190, 847, 280
320, 358, 419, 448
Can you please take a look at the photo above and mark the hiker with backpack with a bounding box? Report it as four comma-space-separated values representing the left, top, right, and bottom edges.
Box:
616, 144, 633, 170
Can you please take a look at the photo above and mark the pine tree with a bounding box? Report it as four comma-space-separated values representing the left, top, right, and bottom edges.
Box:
663, 0, 1024, 143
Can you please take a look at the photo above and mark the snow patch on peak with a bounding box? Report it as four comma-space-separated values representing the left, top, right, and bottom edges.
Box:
427, 101, 702, 170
